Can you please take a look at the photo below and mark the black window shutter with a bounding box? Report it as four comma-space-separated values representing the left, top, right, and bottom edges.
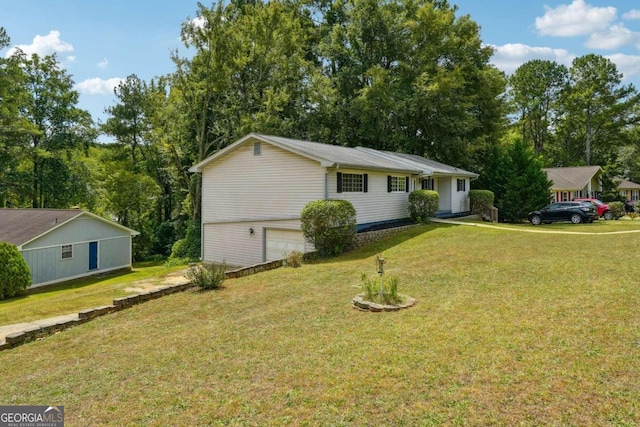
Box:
363, 174, 368, 193
337, 172, 343, 193
405, 177, 410, 192
387, 175, 392, 192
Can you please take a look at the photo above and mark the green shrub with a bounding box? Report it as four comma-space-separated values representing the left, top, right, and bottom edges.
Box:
301, 200, 356, 256
285, 251, 304, 268
361, 273, 402, 305
408, 190, 439, 222
186, 263, 226, 290
470, 190, 495, 214
171, 222, 201, 259
628, 212, 638, 220
608, 201, 626, 219
0, 242, 32, 300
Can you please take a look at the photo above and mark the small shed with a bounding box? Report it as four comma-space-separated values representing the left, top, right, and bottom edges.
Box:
0, 209, 139, 287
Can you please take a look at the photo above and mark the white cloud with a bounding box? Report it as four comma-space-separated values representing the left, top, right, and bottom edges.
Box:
535, 0, 616, 37
489, 43, 575, 75
5, 30, 74, 58
97, 58, 109, 69
75, 77, 122, 95
606, 53, 640, 82
191, 16, 206, 29
585, 23, 640, 49
623, 10, 640, 20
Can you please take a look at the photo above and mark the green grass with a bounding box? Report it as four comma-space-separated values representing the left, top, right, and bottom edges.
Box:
2, 222, 640, 425
0, 261, 188, 325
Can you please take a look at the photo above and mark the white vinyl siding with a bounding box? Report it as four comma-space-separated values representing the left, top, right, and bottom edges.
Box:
203, 220, 302, 266
450, 177, 470, 213
201, 142, 325, 224
328, 169, 411, 224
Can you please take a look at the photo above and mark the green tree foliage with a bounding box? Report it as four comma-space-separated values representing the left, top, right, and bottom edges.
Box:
301, 200, 356, 256
559, 54, 640, 166
0, 242, 32, 300
0, 28, 37, 207
500, 140, 552, 222
478, 140, 551, 222
316, 0, 507, 168
509, 60, 567, 154
16, 51, 95, 208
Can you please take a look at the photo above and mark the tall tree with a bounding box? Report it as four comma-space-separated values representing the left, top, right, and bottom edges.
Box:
16, 51, 95, 207
559, 54, 640, 166
509, 59, 567, 154
0, 27, 35, 206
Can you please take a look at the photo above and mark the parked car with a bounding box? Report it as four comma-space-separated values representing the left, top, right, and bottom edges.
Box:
572, 198, 614, 220
528, 201, 599, 225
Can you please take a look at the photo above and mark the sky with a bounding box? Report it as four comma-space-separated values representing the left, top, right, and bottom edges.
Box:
2, 0, 640, 142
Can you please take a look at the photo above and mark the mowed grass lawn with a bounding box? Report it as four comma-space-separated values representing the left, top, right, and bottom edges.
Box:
0, 261, 188, 325
2, 221, 640, 426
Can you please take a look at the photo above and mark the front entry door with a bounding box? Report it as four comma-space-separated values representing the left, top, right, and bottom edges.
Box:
89, 241, 98, 270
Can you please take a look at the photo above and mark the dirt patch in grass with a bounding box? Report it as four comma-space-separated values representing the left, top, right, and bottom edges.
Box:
124, 269, 188, 293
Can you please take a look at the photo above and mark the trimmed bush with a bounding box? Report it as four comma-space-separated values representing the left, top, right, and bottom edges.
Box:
470, 190, 495, 214
0, 242, 32, 300
285, 251, 304, 268
408, 190, 439, 223
186, 263, 226, 290
171, 222, 201, 259
608, 201, 626, 219
301, 200, 356, 256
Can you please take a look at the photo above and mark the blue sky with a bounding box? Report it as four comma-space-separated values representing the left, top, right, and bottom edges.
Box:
2, 0, 640, 141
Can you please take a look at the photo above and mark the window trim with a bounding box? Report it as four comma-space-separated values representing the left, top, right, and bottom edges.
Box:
253, 142, 261, 156
61, 244, 73, 260
387, 175, 408, 193
337, 172, 368, 193
456, 178, 466, 192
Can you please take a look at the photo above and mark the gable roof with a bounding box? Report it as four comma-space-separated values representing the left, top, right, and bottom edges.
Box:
543, 166, 603, 190
0, 209, 139, 248
615, 177, 640, 190
189, 133, 477, 178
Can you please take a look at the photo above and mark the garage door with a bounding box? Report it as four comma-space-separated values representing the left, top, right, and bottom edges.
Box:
265, 229, 306, 261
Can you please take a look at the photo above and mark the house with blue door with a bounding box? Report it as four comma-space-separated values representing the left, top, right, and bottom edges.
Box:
0, 209, 139, 287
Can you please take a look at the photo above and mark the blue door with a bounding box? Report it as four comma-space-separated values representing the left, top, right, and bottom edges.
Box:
89, 242, 98, 270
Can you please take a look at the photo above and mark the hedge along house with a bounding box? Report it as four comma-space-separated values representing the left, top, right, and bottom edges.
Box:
0, 209, 139, 287
189, 133, 478, 267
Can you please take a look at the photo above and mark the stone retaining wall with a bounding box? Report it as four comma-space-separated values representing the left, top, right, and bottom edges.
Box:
0, 281, 193, 352
349, 224, 418, 250
225, 260, 284, 279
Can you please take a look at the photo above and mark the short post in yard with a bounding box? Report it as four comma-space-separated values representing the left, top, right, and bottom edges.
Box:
376, 254, 385, 299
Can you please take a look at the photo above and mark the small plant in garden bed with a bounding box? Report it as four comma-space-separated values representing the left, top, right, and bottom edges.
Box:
186, 263, 227, 290
360, 273, 404, 305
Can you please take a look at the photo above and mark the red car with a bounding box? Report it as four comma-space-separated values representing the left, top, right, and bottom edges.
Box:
573, 198, 614, 220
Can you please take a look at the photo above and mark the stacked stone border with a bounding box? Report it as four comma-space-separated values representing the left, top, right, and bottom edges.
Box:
0, 281, 195, 352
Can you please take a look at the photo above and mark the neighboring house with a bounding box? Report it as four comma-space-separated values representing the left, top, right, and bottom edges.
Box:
189, 133, 478, 266
543, 166, 603, 202
0, 209, 139, 287
615, 177, 640, 202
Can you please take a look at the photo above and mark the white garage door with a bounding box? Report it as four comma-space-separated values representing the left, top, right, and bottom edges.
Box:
265, 229, 306, 261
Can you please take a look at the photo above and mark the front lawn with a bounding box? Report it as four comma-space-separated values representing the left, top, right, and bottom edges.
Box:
1, 223, 640, 425
0, 261, 188, 325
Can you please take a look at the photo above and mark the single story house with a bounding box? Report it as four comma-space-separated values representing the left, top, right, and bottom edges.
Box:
189, 133, 478, 266
615, 177, 640, 202
0, 209, 139, 287
543, 166, 603, 202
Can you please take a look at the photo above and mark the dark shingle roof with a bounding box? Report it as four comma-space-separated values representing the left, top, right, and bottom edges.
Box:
0, 209, 84, 246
